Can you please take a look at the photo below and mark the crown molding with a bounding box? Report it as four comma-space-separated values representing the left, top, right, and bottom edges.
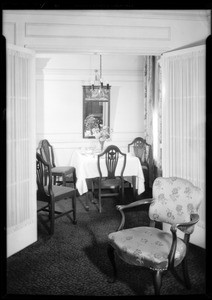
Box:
29, 44, 170, 56
3, 9, 210, 22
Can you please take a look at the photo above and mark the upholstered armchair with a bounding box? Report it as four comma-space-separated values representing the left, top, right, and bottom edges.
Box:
107, 177, 203, 295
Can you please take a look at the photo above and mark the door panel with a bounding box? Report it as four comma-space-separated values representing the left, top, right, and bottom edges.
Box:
161, 45, 206, 248
6, 44, 36, 257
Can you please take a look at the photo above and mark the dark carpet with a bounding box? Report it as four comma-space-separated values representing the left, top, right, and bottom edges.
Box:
5, 188, 206, 296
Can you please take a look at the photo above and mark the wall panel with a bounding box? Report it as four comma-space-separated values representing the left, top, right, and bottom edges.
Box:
36, 54, 145, 164
3, 10, 210, 55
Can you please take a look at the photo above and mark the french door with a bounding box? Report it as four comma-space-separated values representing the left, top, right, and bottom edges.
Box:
6, 43, 37, 257
161, 45, 206, 248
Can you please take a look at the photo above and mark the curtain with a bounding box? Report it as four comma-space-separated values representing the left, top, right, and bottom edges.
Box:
143, 56, 162, 187
161, 45, 205, 246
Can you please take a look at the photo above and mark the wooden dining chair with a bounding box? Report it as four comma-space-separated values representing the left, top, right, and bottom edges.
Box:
38, 139, 76, 188
36, 152, 77, 235
107, 177, 203, 295
128, 137, 152, 193
91, 145, 127, 213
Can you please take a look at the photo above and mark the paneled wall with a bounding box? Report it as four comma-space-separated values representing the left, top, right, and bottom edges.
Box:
36, 53, 145, 165
3, 9, 210, 165
3, 10, 210, 55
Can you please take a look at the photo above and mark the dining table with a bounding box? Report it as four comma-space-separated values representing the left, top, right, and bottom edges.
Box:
70, 148, 145, 210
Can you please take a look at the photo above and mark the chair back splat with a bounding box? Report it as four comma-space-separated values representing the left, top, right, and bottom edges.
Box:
128, 137, 152, 192
39, 139, 55, 168
36, 153, 52, 202
98, 146, 126, 179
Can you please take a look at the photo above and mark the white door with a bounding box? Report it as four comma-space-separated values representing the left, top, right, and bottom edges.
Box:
161, 45, 206, 248
6, 43, 37, 257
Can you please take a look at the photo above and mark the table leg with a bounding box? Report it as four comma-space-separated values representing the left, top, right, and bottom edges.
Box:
62, 174, 66, 186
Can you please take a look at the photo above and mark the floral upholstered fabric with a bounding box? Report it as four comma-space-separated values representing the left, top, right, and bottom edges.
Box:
108, 226, 186, 271
149, 177, 203, 233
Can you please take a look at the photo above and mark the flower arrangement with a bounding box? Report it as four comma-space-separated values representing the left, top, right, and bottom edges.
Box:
92, 125, 112, 150
84, 114, 112, 150
84, 114, 101, 134
92, 125, 111, 142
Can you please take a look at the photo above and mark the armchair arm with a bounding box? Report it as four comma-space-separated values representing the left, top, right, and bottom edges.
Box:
171, 214, 199, 232
116, 198, 154, 231
168, 214, 200, 269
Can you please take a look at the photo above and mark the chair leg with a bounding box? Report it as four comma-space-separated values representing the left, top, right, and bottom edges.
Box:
72, 191, 77, 224
121, 181, 124, 202
142, 168, 149, 194
49, 201, 55, 235
73, 169, 76, 189
132, 175, 137, 199
62, 174, 66, 186
107, 244, 117, 283
153, 270, 162, 295
84, 192, 90, 211
182, 257, 191, 289
98, 187, 102, 213
91, 180, 95, 202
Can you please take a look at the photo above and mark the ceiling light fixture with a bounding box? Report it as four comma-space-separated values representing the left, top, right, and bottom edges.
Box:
89, 54, 110, 99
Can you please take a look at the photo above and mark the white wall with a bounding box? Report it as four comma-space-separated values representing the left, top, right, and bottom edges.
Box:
3, 10, 210, 55
3, 9, 210, 165
36, 53, 145, 165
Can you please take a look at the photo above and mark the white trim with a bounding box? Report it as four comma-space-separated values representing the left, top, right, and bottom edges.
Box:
3, 9, 210, 21
162, 44, 206, 57
7, 221, 37, 257
27, 45, 170, 56
6, 42, 36, 55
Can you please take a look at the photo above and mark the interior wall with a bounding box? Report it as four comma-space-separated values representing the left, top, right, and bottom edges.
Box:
3, 9, 210, 165
3, 10, 210, 55
36, 53, 145, 165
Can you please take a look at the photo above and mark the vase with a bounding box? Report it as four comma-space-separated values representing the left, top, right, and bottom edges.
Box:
99, 140, 105, 151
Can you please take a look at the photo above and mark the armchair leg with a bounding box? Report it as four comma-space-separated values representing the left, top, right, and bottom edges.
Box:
170, 260, 190, 289
107, 244, 117, 283
153, 270, 162, 295
182, 257, 191, 289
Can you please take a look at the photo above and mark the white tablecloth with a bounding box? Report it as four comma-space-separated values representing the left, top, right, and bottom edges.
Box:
70, 150, 145, 195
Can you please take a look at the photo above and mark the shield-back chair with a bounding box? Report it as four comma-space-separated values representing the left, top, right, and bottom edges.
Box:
91, 145, 127, 213
38, 139, 76, 188
36, 152, 77, 235
128, 137, 152, 193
